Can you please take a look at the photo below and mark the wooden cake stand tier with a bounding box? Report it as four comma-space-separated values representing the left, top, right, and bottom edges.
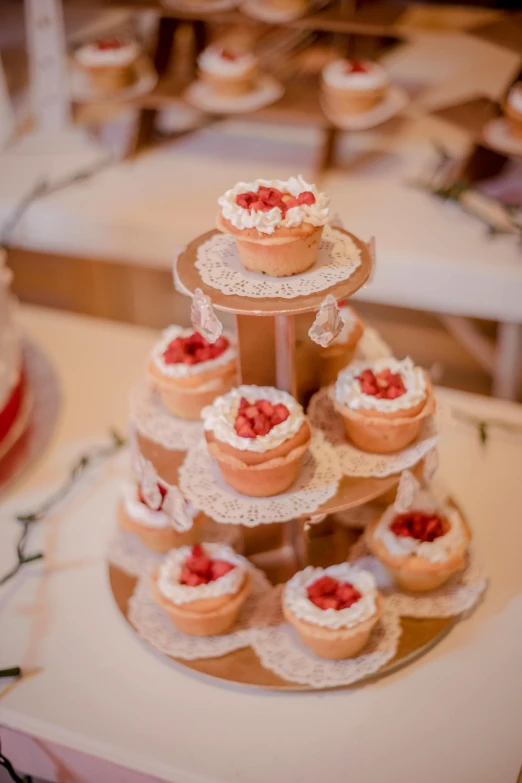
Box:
175, 227, 373, 316
109, 506, 460, 691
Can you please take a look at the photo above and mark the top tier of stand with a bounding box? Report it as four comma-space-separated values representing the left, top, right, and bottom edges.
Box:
175, 227, 374, 316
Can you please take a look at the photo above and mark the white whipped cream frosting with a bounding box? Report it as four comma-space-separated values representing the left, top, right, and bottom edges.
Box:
508, 83, 522, 114
322, 59, 389, 91
374, 492, 466, 564
334, 356, 427, 413
75, 39, 140, 68
157, 542, 247, 605
150, 325, 236, 379
202, 384, 305, 453
331, 306, 361, 346
218, 175, 330, 235
122, 482, 171, 529
284, 563, 378, 630
198, 45, 257, 77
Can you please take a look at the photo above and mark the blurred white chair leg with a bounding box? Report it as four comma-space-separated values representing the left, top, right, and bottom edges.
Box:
0, 55, 16, 149
493, 322, 522, 400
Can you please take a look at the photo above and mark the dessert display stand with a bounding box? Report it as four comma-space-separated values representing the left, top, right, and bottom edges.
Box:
109, 222, 478, 690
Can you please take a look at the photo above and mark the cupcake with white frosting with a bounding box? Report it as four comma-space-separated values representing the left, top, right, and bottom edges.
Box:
322, 59, 389, 116
147, 326, 237, 421
118, 480, 201, 553
318, 305, 365, 386
202, 385, 311, 497
283, 563, 382, 659
216, 175, 330, 277
365, 490, 470, 591
198, 45, 258, 98
74, 37, 140, 94
503, 82, 522, 140
334, 357, 435, 453
150, 543, 251, 636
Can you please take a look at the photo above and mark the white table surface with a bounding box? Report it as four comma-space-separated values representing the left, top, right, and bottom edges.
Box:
1, 31, 521, 322
1, 305, 522, 783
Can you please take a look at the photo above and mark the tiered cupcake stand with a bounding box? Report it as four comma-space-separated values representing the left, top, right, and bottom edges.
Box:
109, 224, 467, 690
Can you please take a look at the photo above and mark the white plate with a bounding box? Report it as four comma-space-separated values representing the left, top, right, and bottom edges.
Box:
184, 75, 284, 114
482, 117, 522, 159
161, 0, 237, 11
321, 85, 409, 131
70, 57, 158, 104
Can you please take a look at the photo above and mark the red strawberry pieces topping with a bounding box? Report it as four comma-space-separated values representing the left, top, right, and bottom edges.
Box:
180, 544, 236, 587
138, 482, 167, 510
162, 332, 229, 366
95, 38, 126, 50
306, 574, 362, 611
345, 60, 369, 74
234, 396, 290, 439
357, 367, 406, 400
220, 48, 239, 61
235, 187, 316, 217
391, 512, 449, 542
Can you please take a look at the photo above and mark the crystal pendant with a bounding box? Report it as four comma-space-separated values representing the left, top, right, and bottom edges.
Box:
393, 470, 421, 514
162, 485, 194, 532
308, 294, 345, 347
191, 288, 222, 344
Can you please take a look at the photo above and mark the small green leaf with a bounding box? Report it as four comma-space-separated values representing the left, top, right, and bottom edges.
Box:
0, 666, 21, 679
22, 553, 44, 564
479, 422, 488, 445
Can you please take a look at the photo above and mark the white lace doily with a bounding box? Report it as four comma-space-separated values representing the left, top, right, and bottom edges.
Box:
178, 430, 341, 525
348, 539, 487, 619
184, 76, 284, 115
129, 380, 202, 451
128, 565, 271, 660
320, 86, 409, 132
194, 225, 361, 299
249, 585, 401, 688
308, 388, 438, 478
108, 522, 244, 578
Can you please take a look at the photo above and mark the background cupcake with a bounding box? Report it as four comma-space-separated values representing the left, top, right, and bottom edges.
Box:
322, 59, 389, 115
198, 45, 258, 98
74, 37, 140, 94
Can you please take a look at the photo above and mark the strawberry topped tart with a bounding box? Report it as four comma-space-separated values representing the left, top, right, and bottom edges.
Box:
283, 563, 382, 659
322, 59, 389, 116
366, 491, 469, 591
148, 325, 237, 420
150, 543, 251, 636
74, 37, 140, 94
118, 480, 200, 553
198, 45, 258, 98
334, 357, 435, 453
0, 260, 27, 459
217, 175, 330, 277
504, 82, 522, 140
318, 305, 365, 386
202, 385, 311, 497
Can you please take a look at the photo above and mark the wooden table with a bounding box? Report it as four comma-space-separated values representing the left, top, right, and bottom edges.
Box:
0, 305, 522, 783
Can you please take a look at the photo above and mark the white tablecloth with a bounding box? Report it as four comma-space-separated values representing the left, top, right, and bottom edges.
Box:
0, 305, 521, 783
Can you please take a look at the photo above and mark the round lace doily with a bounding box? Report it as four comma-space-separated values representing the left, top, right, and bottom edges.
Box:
249, 585, 402, 688
129, 380, 202, 452
184, 76, 284, 115
194, 225, 361, 300
107, 522, 244, 579
308, 388, 438, 478
348, 539, 487, 618
128, 565, 271, 660
178, 430, 341, 525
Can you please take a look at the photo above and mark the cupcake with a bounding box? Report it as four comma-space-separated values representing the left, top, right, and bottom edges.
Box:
322, 59, 389, 116
503, 82, 522, 140
149, 543, 251, 636
202, 385, 311, 497
147, 326, 237, 421
216, 176, 330, 277
283, 563, 381, 659
318, 305, 365, 386
198, 45, 258, 98
74, 37, 140, 95
334, 357, 435, 454
365, 492, 470, 592
118, 480, 201, 553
